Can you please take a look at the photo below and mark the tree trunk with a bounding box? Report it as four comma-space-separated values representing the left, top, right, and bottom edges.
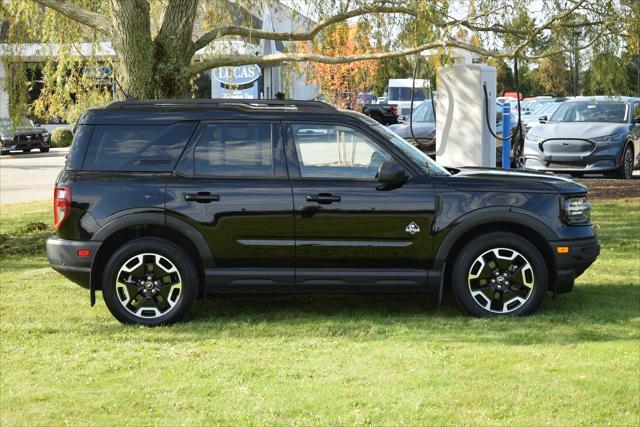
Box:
108, 0, 155, 98
153, 0, 198, 98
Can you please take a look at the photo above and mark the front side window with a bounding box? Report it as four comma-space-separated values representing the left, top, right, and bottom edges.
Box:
291, 124, 391, 179
194, 123, 273, 177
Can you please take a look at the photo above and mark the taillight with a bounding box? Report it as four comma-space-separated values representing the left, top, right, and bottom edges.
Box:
391, 105, 398, 116
54, 186, 71, 229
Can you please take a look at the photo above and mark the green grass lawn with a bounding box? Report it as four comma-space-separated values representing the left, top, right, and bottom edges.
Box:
1, 199, 639, 426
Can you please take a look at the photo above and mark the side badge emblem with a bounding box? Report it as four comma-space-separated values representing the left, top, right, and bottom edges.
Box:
405, 222, 420, 235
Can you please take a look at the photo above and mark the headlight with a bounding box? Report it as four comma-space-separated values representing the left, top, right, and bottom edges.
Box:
526, 132, 543, 142
563, 196, 592, 225
591, 133, 625, 144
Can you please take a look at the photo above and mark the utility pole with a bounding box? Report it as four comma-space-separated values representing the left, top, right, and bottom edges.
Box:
573, 29, 581, 96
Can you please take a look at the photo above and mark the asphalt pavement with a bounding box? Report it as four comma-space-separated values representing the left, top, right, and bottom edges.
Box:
0, 148, 68, 205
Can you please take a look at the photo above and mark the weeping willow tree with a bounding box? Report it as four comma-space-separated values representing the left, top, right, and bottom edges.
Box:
0, 0, 633, 123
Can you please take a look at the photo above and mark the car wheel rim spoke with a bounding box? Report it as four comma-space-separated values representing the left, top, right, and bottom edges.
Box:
115, 252, 182, 319
468, 247, 534, 314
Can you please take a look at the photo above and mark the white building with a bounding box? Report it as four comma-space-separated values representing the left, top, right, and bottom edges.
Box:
0, 2, 320, 120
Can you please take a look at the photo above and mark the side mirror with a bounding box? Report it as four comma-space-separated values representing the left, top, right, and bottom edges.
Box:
538, 116, 548, 124
377, 159, 408, 187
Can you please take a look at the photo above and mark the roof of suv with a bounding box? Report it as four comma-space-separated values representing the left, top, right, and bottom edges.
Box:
77, 99, 348, 126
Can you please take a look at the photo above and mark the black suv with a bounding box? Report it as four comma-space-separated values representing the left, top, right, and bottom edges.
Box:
46, 100, 600, 325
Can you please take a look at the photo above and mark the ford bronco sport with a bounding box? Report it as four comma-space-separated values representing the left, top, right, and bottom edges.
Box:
46, 99, 600, 325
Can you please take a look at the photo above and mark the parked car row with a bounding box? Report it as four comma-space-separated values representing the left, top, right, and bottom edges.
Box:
385, 95, 639, 179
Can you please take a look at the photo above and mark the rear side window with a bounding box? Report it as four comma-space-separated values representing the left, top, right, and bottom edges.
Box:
193, 123, 273, 177
66, 124, 93, 171
82, 123, 196, 171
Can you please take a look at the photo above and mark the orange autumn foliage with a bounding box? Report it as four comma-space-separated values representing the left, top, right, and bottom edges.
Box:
297, 24, 379, 109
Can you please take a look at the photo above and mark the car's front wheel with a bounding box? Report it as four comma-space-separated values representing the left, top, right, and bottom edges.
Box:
451, 232, 548, 317
40, 147, 50, 153
614, 144, 634, 179
101, 238, 198, 326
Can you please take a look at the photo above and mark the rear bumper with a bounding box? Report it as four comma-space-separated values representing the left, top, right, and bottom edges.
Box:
46, 238, 101, 289
550, 236, 600, 293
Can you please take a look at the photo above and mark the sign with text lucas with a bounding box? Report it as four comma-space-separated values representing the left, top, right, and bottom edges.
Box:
212, 64, 262, 99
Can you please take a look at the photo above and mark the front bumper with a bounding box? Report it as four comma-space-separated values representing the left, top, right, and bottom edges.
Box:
46, 238, 101, 289
523, 137, 623, 173
550, 236, 600, 293
1, 139, 49, 151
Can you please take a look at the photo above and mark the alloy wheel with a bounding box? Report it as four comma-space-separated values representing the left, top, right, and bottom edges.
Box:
115, 253, 182, 319
624, 147, 633, 179
467, 247, 535, 314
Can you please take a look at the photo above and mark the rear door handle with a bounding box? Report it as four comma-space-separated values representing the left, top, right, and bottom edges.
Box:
184, 192, 219, 203
306, 193, 341, 204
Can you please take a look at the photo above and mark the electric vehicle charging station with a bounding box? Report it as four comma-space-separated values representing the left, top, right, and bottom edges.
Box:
435, 64, 497, 168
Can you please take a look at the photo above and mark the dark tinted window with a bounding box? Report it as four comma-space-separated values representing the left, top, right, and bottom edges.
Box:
388, 87, 427, 101
66, 124, 93, 170
83, 123, 196, 171
194, 123, 273, 177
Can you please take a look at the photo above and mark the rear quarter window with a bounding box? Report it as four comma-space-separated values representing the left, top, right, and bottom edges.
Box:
66, 124, 93, 171
82, 123, 196, 171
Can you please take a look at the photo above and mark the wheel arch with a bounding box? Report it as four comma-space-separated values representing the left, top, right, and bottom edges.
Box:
89, 213, 213, 304
434, 210, 557, 292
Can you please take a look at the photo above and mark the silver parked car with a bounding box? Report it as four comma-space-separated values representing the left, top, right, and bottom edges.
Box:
523, 96, 640, 179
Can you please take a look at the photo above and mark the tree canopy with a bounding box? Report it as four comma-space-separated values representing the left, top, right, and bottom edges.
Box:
0, 0, 636, 122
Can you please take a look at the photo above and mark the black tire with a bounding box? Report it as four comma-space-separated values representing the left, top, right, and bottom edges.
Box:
101, 238, 198, 326
40, 147, 50, 153
22, 149, 31, 153
0, 150, 9, 155
451, 232, 548, 317
614, 144, 634, 180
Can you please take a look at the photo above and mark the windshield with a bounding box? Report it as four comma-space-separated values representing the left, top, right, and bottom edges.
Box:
0, 118, 34, 129
411, 102, 435, 122
388, 87, 428, 102
373, 123, 450, 176
550, 101, 628, 123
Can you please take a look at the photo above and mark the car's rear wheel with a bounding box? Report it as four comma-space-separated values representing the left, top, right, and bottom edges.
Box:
101, 238, 198, 326
22, 149, 31, 153
451, 232, 548, 317
615, 144, 634, 179
40, 147, 50, 153
0, 150, 8, 155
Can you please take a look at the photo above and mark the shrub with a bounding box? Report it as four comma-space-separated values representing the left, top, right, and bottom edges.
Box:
51, 127, 73, 148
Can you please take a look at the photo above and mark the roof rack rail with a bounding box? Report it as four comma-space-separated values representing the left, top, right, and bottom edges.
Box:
104, 99, 337, 113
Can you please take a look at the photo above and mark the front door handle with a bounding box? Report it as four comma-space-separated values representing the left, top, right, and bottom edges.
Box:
184, 192, 219, 203
306, 193, 341, 204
